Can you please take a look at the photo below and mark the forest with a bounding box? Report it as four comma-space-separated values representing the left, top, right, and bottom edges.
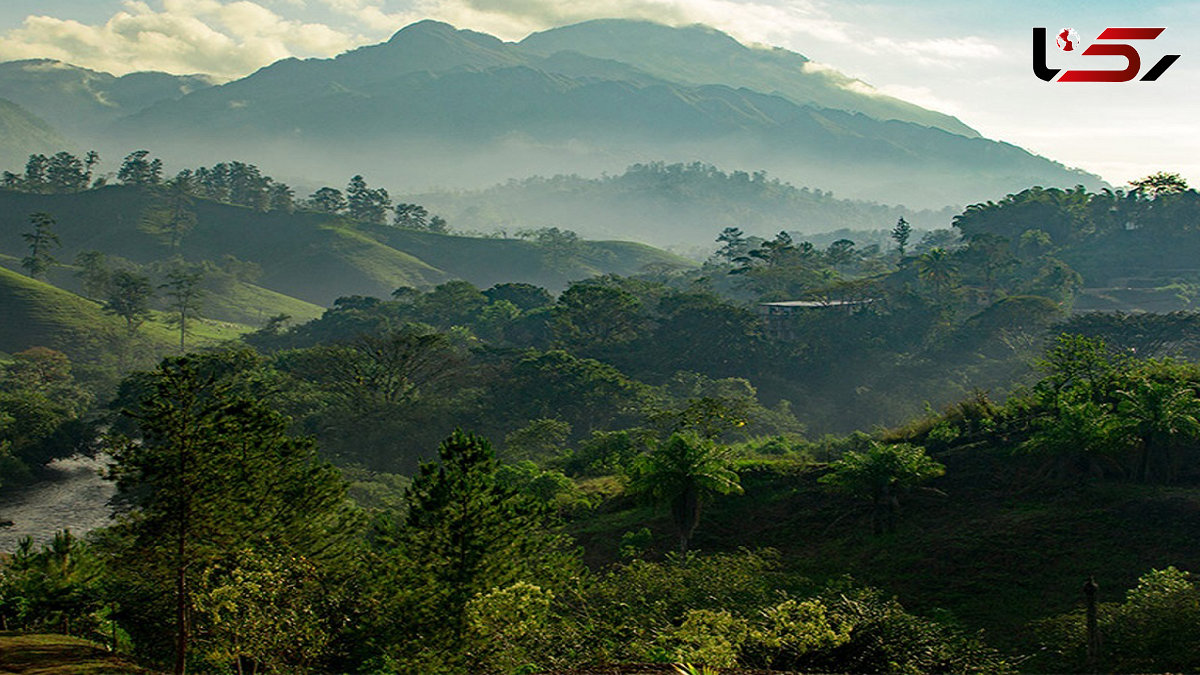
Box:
2, 151, 1200, 674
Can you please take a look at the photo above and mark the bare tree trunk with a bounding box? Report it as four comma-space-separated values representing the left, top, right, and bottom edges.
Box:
1084, 576, 1100, 671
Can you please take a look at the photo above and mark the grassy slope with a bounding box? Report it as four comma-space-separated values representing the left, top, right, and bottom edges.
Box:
572, 451, 1200, 652
0, 632, 149, 674
0, 187, 694, 308
0, 265, 250, 363
0, 265, 172, 358
365, 223, 694, 290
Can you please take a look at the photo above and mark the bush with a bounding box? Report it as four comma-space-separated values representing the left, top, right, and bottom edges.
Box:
1032, 567, 1200, 673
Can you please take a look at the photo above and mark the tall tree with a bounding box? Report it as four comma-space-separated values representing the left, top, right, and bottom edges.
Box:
393, 431, 575, 648
160, 270, 205, 352
106, 355, 357, 673
1116, 380, 1200, 483
307, 187, 346, 214
891, 217, 912, 255
630, 433, 743, 553
915, 247, 958, 297
715, 227, 748, 264
21, 212, 61, 279
394, 203, 430, 229
45, 151, 92, 193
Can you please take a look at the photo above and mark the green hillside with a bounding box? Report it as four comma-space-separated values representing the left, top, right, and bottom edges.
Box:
0, 186, 691, 308
0, 265, 173, 360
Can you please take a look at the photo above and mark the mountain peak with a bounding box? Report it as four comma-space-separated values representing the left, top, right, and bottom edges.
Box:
387, 19, 459, 42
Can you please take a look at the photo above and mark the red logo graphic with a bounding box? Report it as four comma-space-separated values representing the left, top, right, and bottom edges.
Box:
1033, 27, 1180, 82
1057, 28, 1079, 51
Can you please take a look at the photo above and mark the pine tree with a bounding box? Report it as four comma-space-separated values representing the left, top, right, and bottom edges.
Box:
379, 431, 577, 665
891, 217, 912, 256
106, 355, 358, 673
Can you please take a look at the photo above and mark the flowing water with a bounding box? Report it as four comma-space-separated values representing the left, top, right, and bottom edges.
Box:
0, 454, 117, 553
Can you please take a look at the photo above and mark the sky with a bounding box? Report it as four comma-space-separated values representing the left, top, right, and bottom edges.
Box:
0, 0, 1196, 188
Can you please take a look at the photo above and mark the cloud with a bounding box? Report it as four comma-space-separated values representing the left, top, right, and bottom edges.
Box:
865, 35, 1004, 67
311, 0, 855, 47
0, 0, 363, 78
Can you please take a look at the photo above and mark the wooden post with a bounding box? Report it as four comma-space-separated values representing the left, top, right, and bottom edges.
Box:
1084, 576, 1100, 671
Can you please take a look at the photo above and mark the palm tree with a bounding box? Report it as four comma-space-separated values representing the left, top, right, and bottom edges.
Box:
1116, 380, 1200, 482
915, 247, 958, 296
631, 433, 743, 554
819, 442, 944, 534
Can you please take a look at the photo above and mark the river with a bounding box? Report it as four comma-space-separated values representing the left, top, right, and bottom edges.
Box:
0, 454, 117, 553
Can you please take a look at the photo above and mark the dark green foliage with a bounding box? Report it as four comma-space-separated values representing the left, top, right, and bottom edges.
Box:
505, 349, 649, 434
891, 216, 912, 255
0, 531, 104, 637
104, 354, 359, 671
306, 186, 345, 214
484, 282, 553, 311
1033, 567, 1200, 673
630, 433, 743, 553
820, 441, 944, 534
116, 151, 162, 186
363, 430, 577, 671
345, 174, 390, 224
0, 347, 92, 486
3, 151, 97, 194
103, 270, 154, 335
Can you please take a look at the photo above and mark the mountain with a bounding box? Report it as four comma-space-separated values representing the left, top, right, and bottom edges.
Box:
0, 187, 692, 311
0, 59, 216, 137
99, 19, 1098, 209
519, 19, 979, 137
0, 98, 69, 169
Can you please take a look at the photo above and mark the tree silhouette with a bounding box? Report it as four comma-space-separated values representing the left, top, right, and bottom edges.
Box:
20, 212, 61, 279
160, 270, 205, 352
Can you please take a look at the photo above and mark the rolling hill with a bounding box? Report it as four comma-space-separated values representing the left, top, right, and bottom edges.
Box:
403, 162, 960, 246
0, 264, 177, 361
0, 186, 693, 315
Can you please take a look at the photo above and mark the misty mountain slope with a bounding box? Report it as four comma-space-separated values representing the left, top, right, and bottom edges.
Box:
405, 162, 959, 245
0, 59, 215, 136
0, 98, 69, 169
103, 19, 1099, 209
0, 187, 691, 305
519, 19, 979, 137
